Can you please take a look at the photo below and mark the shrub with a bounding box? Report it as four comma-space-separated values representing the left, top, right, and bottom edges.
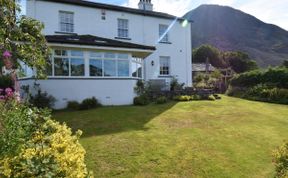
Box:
174, 95, 191, 101
191, 94, 202, 100
67, 101, 80, 110
0, 75, 13, 89
134, 95, 150, 106
29, 89, 56, 109
0, 99, 92, 177
273, 141, 288, 178
170, 77, 184, 91
79, 97, 100, 110
208, 95, 216, 101
156, 96, 167, 104
213, 94, 222, 100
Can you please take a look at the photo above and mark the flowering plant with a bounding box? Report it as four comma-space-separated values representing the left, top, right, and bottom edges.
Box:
0, 87, 14, 101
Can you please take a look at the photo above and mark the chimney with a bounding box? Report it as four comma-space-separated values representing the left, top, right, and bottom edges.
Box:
138, 0, 153, 11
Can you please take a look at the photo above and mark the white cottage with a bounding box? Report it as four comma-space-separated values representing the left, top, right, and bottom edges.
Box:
21, 0, 192, 109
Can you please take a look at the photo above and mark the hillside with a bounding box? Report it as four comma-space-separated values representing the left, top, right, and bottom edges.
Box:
184, 5, 288, 67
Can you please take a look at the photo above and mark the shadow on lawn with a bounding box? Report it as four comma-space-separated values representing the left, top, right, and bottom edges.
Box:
53, 102, 176, 137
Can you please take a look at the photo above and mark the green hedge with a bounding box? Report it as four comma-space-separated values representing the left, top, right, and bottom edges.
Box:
230, 67, 288, 88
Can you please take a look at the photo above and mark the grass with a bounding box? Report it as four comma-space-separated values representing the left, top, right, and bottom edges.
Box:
53, 95, 288, 178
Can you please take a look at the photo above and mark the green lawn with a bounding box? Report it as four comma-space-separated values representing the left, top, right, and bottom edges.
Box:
53, 96, 288, 178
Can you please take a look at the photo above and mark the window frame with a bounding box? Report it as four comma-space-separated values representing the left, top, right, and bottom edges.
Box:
159, 24, 169, 43
59, 11, 74, 33
159, 56, 171, 76
117, 18, 129, 39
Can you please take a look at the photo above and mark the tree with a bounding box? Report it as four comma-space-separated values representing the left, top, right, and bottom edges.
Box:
282, 60, 288, 68
224, 51, 258, 73
193, 44, 227, 68
0, 0, 49, 78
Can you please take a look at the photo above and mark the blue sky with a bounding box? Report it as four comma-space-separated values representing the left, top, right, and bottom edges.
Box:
20, 0, 288, 30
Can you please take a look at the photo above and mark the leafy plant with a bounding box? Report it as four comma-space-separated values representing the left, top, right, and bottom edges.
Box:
67, 101, 80, 110
170, 77, 184, 91
273, 141, 288, 178
79, 97, 100, 110
173, 95, 191, 101
29, 89, 56, 109
156, 96, 168, 104
134, 95, 150, 106
208, 95, 216, 101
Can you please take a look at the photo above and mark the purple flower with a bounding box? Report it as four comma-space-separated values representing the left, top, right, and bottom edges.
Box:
3, 50, 12, 58
0, 95, 5, 100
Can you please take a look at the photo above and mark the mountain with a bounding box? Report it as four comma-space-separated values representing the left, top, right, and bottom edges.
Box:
184, 5, 288, 67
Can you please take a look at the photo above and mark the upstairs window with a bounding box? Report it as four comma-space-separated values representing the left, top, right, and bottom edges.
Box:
117, 19, 129, 38
159, 56, 170, 76
59, 11, 74, 33
159, 24, 169, 42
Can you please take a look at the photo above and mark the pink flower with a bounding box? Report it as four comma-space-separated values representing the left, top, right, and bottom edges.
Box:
5, 88, 13, 94
3, 50, 12, 58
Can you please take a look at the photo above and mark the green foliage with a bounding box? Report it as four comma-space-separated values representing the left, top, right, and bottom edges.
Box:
208, 95, 216, 101
273, 141, 288, 178
0, 75, 13, 89
0, 100, 92, 177
133, 95, 150, 106
29, 89, 56, 109
173, 95, 192, 101
170, 77, 184, 91
134, 80, 146, 95
191, 94, 202, 100
224, 51, 258, 73
67, 101, 80, 110
156, 96, 168, 104
282, 60, 288, 68
0, 0, 49, 78
79, 97, 100, 110
193, 44, 226, 67
0, 100, 49, 157
230, 67, 288, 88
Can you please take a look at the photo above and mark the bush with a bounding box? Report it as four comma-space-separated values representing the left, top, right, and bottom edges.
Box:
191, 94, 202, 100
0, 75, 13, 89
79, 97, 100, 110
0, 100, 92, 177
208, 95, 216, 101
67, 101, 80, 110
213, 94, 222, 100
156, 96, 167, 104
273, 141, 288, 178
29, 89, 56, 109
173, 95, 191, 101
134, 95, 150, 106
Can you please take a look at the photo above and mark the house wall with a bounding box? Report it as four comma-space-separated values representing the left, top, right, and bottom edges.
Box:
26, 0, 192, 86
20, 78, 138, 109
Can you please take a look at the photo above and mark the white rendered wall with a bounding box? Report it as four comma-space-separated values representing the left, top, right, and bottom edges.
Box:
20, 79, 138, 109
26, 0, 192, 86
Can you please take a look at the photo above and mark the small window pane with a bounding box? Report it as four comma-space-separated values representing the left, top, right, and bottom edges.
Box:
71, 58, 84, 76
71, 50, 83, 57
159, 24, 169, 42
137, 64, 142, 78
160, 57, 170, 75
104, 52, 116, 59
104, 60, 116, 76
54, 57, 69, 76
132, 62, 137, 77
117, 60, 129, 77
59, 11, 74, 33
118, 53, 129, 59
90, 52, 102, 58
118, 19, 129, 38
90, 59, 103, 76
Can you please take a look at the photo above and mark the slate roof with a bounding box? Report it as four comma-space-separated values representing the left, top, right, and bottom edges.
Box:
192, 63, 216, 72
37, 0, 189, 21
45, 35, 156, 50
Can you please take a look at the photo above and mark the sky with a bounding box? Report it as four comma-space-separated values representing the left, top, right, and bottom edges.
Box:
20, 0, 288, 30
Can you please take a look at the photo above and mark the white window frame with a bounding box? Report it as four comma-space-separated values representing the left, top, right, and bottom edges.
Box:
159, 56, 170, 76
132, 57, 143, 79
117, 19, 129, 38
59, 11, 74, 33
159, 24, 169, 43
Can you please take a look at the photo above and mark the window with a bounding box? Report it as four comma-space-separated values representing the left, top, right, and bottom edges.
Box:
89, 52, 130, 77
59, 11, 74, 33
159, 24, 169, 42
132, 57, 143, 78
159, 56, 170, 75
52, 50, 84, 77
117, 19, 129, 38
